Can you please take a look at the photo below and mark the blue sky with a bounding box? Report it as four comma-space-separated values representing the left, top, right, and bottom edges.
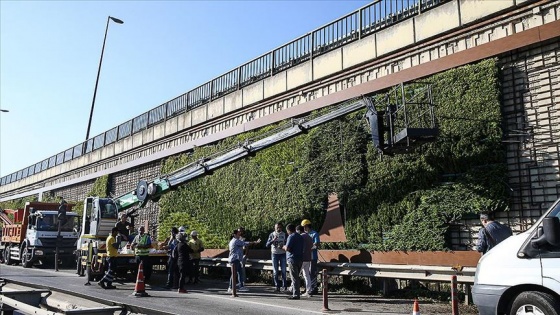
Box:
0, 0, 371, 177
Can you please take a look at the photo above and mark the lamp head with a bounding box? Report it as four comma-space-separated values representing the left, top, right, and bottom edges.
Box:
109, 16, 124, 24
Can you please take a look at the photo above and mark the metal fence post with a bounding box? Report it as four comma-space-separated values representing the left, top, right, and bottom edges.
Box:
231, 262, 238, 297
451, 275, 459, 315
322, 268, 330, 311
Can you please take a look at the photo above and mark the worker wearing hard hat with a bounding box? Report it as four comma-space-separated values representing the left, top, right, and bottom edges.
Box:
301, 219, 320, 295
188, 230, 204, 284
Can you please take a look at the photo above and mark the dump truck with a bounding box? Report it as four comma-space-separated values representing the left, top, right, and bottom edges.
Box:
1, 202, 79, 268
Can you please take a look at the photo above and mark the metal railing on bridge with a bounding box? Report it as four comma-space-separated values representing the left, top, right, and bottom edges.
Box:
1, 0, 451, 187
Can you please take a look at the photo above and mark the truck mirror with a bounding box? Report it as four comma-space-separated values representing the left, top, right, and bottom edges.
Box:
542, 217, 560, 247
532, 217, 560, 248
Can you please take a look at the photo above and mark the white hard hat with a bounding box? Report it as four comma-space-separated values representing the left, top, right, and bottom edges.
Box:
191, 230, 198, 236
179, 226, 186, 233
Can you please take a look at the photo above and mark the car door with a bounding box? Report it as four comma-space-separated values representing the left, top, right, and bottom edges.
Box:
541, 209, 560, 289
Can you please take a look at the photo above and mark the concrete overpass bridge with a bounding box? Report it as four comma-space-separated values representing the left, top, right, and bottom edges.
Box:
1, 0, 559, 239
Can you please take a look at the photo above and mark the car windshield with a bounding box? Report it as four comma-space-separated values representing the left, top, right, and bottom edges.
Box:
549, 199, 560, 219
37, 214, 78, 232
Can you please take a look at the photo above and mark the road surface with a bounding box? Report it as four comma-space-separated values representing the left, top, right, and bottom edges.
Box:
0, 264, 477, 314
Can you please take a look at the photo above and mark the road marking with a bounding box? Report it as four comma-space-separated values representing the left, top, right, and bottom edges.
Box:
191, 292, 325, 314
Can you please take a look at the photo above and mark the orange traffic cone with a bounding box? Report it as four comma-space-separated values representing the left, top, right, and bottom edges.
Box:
132, 261, 149, 297
412, 299, 420, 315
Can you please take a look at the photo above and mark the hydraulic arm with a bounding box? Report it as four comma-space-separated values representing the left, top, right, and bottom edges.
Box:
113, 97, 377, 211
112, 82, 438, 212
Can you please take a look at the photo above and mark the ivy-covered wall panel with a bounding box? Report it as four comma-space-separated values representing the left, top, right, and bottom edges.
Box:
156, 58, 508, 251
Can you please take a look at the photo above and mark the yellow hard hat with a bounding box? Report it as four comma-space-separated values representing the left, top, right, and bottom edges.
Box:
301, 219, 311, 226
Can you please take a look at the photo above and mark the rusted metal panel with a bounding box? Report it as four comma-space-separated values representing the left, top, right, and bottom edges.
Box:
203, 248, 480, 267
318, 193, 348, 242
318, 250, 480, 267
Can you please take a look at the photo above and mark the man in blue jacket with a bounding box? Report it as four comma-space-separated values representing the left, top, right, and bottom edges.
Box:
476, 213, 512, 254
283, 223, 303, 300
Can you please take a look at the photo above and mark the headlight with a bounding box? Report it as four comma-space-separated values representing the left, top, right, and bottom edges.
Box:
35, 250, 44, 256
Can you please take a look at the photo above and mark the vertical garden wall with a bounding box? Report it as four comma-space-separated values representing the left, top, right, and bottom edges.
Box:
156, 58, 507, 251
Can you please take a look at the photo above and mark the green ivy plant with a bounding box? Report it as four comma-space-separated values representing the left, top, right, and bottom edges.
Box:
155, 58, 506, 251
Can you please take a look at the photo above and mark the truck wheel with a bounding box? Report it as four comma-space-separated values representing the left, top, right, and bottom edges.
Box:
21, 245, 32, 268
4, 247, 12, 265
76, 254, 84, 276
510, 291, 560, 315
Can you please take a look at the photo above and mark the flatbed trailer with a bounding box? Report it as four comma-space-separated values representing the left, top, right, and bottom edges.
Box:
77, 249, 168, 281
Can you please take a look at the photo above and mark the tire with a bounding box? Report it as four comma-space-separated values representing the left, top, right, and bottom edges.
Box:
510, 291, 560, 315
4, 247, 12, 265
21, 245, 32, 268
76, 254, 84, 276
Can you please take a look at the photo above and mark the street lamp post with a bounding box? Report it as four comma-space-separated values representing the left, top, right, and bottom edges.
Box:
85, 16, 124, 142
0, 109, 8, 180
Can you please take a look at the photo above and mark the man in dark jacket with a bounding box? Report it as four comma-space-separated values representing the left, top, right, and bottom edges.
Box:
174, 232, 193, 293
476, 213, 512, 254
283, 223, 303, 300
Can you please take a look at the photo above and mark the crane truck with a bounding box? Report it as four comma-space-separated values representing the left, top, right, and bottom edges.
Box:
76, 83, 438, 281
1, 202, 79, 268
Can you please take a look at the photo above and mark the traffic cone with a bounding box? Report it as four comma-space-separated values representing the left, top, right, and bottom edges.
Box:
412, 299, 420, 315
131, 261, 149, 297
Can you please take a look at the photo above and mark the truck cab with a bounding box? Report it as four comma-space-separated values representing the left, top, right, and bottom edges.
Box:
472, 198, 560, 315
24, 210, 80, 266
77, 197, 119, 250
1, 202, 79, 268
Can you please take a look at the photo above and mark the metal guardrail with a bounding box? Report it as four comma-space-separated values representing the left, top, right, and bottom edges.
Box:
200, 257, 475, 284
1, 0, 452, 186
0, 278, 174, 315
0, 288, 123, 315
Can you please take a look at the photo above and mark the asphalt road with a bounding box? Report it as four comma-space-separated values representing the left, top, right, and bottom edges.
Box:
0, 264, 477, 315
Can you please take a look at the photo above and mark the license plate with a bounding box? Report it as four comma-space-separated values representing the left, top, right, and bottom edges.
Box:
129, 259, 136, 263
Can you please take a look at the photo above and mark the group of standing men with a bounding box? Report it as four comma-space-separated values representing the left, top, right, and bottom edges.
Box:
97, 213, 205, 294
165, 226, 205, 293
98, 213, 320, 299
265, 219, 320, 300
